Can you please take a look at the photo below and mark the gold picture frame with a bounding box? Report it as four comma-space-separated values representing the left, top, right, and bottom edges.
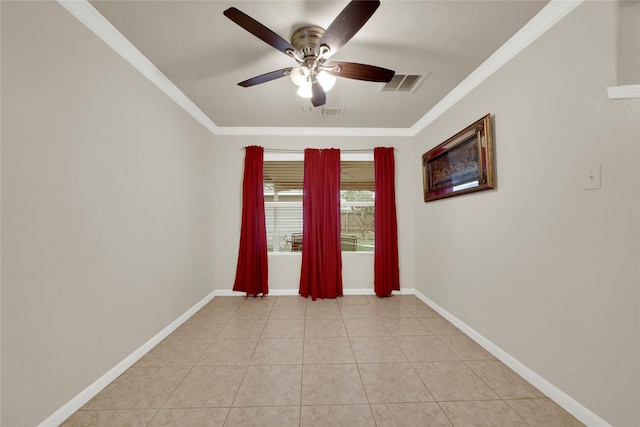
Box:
422, 114, 495, 202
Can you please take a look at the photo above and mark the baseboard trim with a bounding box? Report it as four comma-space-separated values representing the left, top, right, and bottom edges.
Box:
41, 287, 609, 427
38, 290, 217, 427
411, 289, 611, 427
212, 288, 398, 297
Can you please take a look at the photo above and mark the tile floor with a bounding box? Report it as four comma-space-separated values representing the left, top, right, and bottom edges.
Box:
61, 294, 584, 426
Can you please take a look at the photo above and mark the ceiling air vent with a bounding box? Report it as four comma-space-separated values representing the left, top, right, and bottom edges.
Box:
380, 74, 424, 93
321, 107, 345, 117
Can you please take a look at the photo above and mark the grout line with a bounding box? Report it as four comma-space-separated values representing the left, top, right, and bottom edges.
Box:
56, 292, 588, 427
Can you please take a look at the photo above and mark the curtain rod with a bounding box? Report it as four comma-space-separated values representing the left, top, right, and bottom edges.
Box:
242, 147, 394, 153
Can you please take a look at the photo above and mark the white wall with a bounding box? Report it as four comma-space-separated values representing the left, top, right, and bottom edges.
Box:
1, 2, 214, 425
412, 2, 639, 426
617, 1, 640, 86
3, 1, 636, 426
210, 135, 415, 294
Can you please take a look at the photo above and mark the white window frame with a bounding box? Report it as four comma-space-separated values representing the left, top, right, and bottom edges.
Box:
263, 151, 374, 254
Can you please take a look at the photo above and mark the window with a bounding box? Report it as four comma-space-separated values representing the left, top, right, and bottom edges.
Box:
264, 154, 374, 252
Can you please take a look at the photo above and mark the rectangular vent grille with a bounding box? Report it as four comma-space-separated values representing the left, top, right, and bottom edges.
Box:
381, 74, 423, 93
321, 107, 345, 116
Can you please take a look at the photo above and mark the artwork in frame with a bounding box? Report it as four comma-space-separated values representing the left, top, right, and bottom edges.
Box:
422, 113, 495, 202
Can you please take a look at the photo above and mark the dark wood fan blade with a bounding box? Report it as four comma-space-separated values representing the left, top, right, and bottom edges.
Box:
311, 81, 326, 107
319, 1, 380, 58
224, 7, 295, 55
238, 68, 293, 87
325, 61, 394, 82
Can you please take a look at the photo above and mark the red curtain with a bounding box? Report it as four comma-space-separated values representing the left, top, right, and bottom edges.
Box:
374, 147, 400, 297
299, 148, 343, 300
233, 146, 269, 297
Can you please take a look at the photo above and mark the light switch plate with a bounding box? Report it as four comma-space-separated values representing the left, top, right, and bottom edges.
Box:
584, 164, 601, 190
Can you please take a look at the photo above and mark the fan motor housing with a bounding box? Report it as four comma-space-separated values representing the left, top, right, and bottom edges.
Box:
291, 26, 325, 59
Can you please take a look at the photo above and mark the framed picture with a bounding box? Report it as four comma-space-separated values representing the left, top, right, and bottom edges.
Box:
422, 114, 495, 202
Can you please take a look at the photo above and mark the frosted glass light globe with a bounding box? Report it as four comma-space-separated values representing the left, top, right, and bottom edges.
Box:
290, 67, 310, 86
297, 83, 312, 98
317, 71, 336, 92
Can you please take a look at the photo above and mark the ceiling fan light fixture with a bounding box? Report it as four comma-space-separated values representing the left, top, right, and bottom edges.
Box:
225, 2, 394, 107
297, 83, 313, 98
317, 71, 336, 92
290, 66, 310, 86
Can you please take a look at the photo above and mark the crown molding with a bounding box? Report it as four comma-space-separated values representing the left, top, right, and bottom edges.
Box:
409, 0, 583, 136
57, 0, 581, 138
57, 0, 220, 135
213, 126, 414, 137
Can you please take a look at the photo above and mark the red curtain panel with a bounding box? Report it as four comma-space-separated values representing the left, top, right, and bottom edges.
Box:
374, 147, 400, 297
299, 148, 343, 300
233, 146, 269, 297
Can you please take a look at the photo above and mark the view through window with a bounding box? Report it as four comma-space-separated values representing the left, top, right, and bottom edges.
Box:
264, 156, 374, 252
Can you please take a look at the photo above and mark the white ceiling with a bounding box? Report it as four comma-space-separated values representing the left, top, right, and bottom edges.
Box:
85, 0, 550, 132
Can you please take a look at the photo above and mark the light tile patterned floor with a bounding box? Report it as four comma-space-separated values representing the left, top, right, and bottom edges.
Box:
61, 295, 584, 426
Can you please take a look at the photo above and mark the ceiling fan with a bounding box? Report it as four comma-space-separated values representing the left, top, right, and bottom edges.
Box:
223, 0, 395, 107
